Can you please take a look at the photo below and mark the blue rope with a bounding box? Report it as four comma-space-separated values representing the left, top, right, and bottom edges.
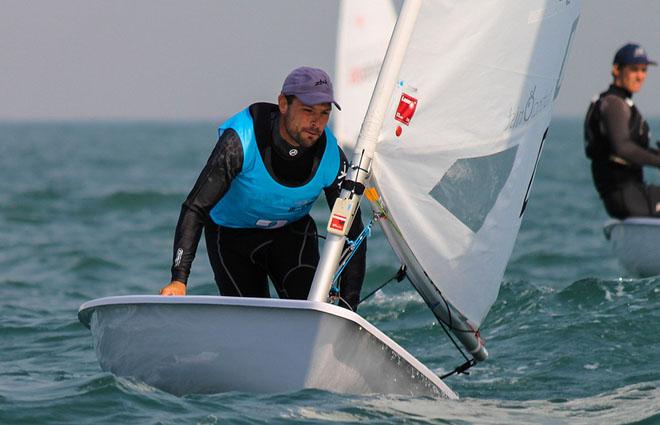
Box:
330, 219, 373, 292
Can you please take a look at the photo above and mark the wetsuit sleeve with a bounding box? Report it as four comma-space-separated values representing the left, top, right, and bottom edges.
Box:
600, 96, 660, 167
170, 129, 243, 284
323, 147, 367, 311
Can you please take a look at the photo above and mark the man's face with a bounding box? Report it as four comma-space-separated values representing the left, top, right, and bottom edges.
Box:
613, 63, 648, 93
278, 95, 331, 148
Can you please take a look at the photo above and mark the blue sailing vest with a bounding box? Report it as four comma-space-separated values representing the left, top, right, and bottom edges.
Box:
210, 107, 340, 229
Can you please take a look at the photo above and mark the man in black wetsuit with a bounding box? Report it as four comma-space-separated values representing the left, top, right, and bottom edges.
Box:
584, 43, 659, 218
159, 66, 366, 311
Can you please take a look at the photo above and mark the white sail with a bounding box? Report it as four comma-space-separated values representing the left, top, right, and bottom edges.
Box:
368, 1, 581, 342
333, 0, 396, 152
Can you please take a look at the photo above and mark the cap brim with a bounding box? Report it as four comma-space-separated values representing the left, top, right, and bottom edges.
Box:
292, 93, 341, 110
615, 59, 658, 66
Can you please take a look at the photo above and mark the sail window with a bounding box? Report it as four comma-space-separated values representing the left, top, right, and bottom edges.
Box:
429, 146, 518, 233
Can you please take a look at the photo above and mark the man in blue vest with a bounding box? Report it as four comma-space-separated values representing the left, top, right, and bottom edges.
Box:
159, 66, 366, 311
584, 43, 659, 218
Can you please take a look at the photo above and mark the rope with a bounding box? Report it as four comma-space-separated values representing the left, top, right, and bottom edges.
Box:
439, 358, 477, 380
359, 265, 407, 304
331, 218, 373, 286
427, 281, 482, 335
436, 316, 471, 363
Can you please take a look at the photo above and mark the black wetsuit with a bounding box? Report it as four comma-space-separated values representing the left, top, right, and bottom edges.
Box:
170, 103, 366, 310
584, 85, 660, 218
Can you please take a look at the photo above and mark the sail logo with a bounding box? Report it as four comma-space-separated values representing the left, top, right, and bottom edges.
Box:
349, 61, 381, 84
395, 93, 418, 126
504, 85, 552, 131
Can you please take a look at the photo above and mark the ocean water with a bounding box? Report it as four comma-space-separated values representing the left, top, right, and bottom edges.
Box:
1, 118, 658, 424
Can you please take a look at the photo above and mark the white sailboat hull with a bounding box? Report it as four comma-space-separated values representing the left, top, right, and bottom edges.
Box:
78, 296, 457, 398
604, 218, 660, 277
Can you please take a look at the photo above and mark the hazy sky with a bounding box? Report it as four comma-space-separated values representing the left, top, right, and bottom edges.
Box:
2, 0, 659, 121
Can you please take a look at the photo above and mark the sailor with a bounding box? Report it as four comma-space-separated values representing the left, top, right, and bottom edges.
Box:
584, 43, 660, 218
159, 66, 366, 311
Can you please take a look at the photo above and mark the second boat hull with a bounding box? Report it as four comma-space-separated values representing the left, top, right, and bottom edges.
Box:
604, 218, 660, 277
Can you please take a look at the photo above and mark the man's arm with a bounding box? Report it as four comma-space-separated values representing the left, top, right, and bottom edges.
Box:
161, 129, 243, 295
322, 147, 367, 311
601, 96, 660, 167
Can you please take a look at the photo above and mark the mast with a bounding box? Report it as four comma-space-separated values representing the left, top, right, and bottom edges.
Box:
307, 0, 422, 303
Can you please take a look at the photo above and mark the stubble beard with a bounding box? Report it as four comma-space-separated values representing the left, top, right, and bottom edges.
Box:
284, 118, 319, 148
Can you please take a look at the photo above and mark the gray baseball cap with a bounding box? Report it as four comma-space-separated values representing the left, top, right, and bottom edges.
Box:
281, 66, 341, 110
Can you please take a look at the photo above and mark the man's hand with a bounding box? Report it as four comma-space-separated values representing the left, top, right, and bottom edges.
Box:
160, 280, 186, 296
